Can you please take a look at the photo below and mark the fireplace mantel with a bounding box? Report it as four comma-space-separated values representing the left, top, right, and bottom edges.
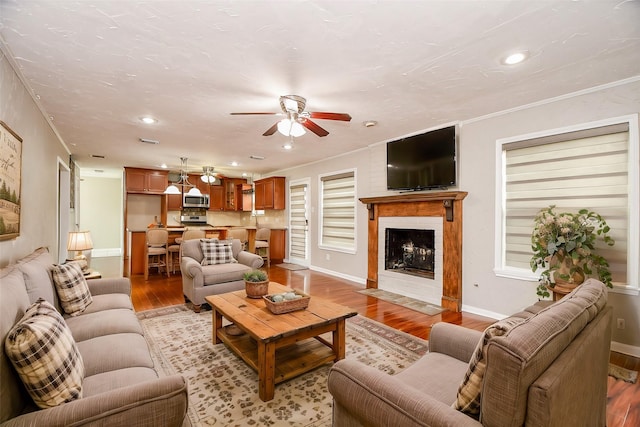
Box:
359, 191, 467, 312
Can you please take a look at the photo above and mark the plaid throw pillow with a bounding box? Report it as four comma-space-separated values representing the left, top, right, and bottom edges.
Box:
453, 317, 524, 418
4, 298, 84, 408
51, 262, 92, 316
200, 240, 237, 266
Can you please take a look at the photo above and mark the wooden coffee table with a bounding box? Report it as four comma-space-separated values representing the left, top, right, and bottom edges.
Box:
205, 282, 357, 401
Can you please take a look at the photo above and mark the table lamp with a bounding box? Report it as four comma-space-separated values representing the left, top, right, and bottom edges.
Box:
67, 231, 93, 271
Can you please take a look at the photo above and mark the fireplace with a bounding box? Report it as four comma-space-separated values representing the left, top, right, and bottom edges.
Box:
360, 191, 467, 312
385, 228, 435, 279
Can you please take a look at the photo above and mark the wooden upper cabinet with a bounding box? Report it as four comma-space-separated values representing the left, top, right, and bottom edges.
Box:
238, 183, 253, 212
167, 192, 182, 210
254, 176, 285, 210
125, 168, 168, 194
209, 184, 225, 211
224, 178, 247, 211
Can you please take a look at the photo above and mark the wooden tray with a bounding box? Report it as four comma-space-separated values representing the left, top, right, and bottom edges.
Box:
263, 290, 310, 314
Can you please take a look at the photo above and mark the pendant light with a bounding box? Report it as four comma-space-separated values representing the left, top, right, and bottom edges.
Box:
201, 166, 216, 184
164, 157, 202, 195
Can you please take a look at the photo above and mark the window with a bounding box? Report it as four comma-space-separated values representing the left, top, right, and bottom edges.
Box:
495, 115, 639, 293
319, 170, 356, 252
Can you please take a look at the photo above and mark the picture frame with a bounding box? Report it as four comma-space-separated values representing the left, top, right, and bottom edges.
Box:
0, 121, 23, 241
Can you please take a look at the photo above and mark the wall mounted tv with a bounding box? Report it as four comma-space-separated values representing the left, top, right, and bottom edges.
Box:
386, 125, 457, 191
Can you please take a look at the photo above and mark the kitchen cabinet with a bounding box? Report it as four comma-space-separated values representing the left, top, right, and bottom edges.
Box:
167, 193, 182, 210
209, 185, 225, 211
224, 178, 247, 211
269, 229, 286, 261
238, 183, 253, 212
189, 174, 210, 196
254, 176, 285, 210
125, 168, 168, 194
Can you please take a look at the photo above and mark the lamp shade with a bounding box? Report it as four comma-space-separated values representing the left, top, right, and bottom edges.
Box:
67, 231, 93, 252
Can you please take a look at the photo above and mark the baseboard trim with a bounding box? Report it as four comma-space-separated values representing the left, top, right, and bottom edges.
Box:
308, 265, 366, 286
461, 304, 505, 321
611, 341, 640, 358
91, 248, 122, 258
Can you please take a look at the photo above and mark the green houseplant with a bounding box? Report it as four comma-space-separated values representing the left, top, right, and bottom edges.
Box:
530, 205, 615, 298
243, 269, 269, 299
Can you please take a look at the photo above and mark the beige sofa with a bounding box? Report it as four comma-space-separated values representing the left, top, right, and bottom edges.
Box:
0, 248, 188, 427
180, 238, 264, 312
328, 278, 612, 427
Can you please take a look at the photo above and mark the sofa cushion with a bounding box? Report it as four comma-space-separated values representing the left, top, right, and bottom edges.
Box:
453, 316, 524, 418
65, 308, 143, 342
77, 333, 154, 377
16, 247, 59, 309
82, 367, 158, 397
4, 299, 84, 409
202, 262, 253, 286
200, 240, 237, 266
51, 263, 93, 316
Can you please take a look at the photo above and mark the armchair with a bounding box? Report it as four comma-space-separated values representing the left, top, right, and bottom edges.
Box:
180, 238, 263, 312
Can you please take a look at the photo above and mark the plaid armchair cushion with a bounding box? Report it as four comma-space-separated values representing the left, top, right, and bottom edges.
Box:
4, 298, 84, 408
200, 239, 238, 266
51, 262, 93, 316
453, 316, 524, 418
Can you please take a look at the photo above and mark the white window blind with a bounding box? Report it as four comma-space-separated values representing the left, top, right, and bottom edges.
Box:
320, 171, 356, 251
503, 123, 629, 284
289, 184, 307, 260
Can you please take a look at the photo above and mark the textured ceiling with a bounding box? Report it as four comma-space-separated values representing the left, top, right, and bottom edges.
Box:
1, 0, 639, 178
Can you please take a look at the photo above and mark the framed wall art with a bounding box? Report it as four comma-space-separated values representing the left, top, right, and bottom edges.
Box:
0, 121, 23, 241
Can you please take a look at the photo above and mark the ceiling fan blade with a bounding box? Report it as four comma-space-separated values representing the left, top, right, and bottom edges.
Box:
308, 112, 352, 122
230, 112, 280, 116
301, 119, 329, 137
262, 122, 279, 136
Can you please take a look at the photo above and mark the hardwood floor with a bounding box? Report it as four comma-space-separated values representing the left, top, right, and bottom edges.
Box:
130, 265, 640, 427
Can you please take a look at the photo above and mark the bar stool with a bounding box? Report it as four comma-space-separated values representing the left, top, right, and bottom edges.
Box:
254, 227, 271, 268
145, 228, 169, 280
167, 239, 181, 274
227, 228, 248, 250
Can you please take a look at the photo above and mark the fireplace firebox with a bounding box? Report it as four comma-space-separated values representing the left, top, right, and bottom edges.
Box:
385, 228, 435, 279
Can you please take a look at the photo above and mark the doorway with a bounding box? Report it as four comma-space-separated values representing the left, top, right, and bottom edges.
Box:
288, 179, 310, 266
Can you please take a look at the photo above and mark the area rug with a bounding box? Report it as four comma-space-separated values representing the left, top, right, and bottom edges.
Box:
608, 363, 638, 383
137, 305, 428, 426
275, 263, 309, 271
358, 288, 445, 316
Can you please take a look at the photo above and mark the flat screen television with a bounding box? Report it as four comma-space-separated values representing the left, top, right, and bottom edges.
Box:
386, 125, 457, 191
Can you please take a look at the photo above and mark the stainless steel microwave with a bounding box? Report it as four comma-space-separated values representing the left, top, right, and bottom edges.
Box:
183, 193, 210, 208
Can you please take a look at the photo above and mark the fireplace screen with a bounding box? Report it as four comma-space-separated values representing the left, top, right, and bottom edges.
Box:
385, 228, 435, 279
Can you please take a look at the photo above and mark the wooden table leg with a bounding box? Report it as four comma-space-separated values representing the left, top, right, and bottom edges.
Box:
257, 340, 276, 401
333, 319, 347, 361
213, 308, 223, 344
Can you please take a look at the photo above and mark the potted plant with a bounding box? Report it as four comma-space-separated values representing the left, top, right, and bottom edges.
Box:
243, 269, 269, 299
530, 205, 615, 298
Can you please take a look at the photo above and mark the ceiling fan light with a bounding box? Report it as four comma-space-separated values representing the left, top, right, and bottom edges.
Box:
290, 121, 306, 137
277, 119, 292, 136
164, 184, 181, 195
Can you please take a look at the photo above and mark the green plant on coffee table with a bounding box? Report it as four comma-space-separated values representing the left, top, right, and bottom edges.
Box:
530, 205, 615, 298
243, 269, 268, 282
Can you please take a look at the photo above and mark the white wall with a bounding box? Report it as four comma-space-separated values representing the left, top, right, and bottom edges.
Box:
277, 79, 640, 352
0, 51, 70, 266
78, 176, 123, 256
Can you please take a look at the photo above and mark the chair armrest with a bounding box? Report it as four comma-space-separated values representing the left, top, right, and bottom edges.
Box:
85, 277, 131, 296
181, 256, 202, 279
1, 375, 188, 427
428, 322, 482, 363
328, 359, 481, 427
236, 251, 264, 269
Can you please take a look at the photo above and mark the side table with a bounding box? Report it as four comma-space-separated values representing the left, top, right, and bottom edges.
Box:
84, 269, 102, 280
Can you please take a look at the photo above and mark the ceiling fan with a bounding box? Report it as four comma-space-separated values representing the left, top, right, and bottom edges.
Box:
230, 95, 352, 137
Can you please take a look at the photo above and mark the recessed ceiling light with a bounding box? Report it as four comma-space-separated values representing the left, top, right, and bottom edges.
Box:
160, 163, 168, 169
502, 51, 529, 65
363, 120, 378, 128
230, 161, 239, 167
140, 116, 157, 124
282, 142, 293, 150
